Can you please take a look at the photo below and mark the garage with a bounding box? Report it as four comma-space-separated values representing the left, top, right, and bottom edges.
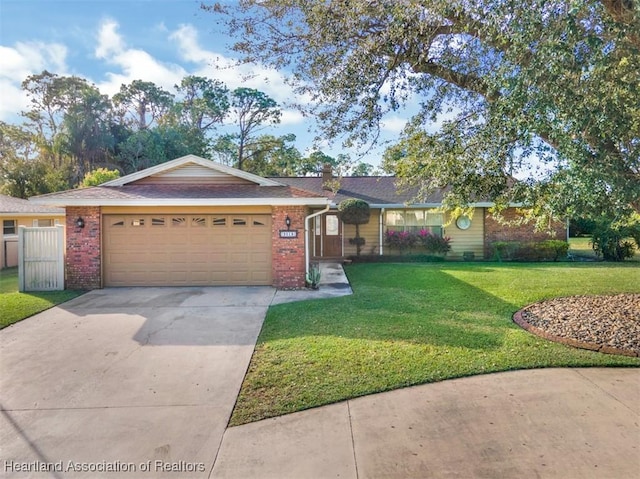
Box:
103, 213, 272, 286
30, 155, 328, 289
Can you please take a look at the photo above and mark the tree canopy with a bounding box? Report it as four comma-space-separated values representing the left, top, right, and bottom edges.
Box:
1, 71, 376, 197
209, 0, 640, 224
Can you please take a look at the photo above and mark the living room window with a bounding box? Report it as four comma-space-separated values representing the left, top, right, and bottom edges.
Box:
385, 210, 444, 236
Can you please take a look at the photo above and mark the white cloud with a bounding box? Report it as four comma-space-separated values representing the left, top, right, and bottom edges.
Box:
0, 79, 29, 120
0, 42, 67, 81
0, 41, 69, 120
169, 24, 212, 64
94, 19, 125, 59
380, 116, 408, 135
280, 109, 306, 126
169, 23, 310, 109
0, 19, 311, 136
94, 19, 186, 96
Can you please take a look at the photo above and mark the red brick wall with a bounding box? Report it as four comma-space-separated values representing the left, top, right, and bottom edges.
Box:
483, 208, 567, 258
272, 206, 308, 289
66, 206, 101, 289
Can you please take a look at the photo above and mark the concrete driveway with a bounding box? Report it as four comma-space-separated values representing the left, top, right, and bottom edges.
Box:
0, 287, 274, 479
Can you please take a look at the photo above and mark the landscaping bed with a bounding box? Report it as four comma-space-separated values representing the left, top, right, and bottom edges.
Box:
515, 293, 640, 356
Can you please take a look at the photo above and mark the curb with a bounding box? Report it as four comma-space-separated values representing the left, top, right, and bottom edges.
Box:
513, 307, 639, 358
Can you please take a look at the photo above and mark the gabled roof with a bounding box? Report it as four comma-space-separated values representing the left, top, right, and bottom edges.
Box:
103, 154, 284, 187
29, 157, 329, 207
27, 155, 496, 208
0, 194, 64, 215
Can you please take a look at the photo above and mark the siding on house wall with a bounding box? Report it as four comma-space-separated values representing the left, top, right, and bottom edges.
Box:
343, 208, 486, 258
343, 208, 485, 259
1, 215, 65, 229
343, 210, 381, 256
1, 214, 65, 269
318, 206, 567, 262
1, 236, 16, 269
444, 208, 485, 260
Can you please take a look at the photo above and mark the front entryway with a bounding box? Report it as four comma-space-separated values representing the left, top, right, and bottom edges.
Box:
323, 213, 342, 256
314, 212, 343, 257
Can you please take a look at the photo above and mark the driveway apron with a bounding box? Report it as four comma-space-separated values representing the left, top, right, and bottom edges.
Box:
0, 287, 274, 479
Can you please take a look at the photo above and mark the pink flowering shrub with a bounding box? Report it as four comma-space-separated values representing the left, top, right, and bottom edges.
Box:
385, 229, 452, 255
418, 229, 452, 254
385, 229, 417, 252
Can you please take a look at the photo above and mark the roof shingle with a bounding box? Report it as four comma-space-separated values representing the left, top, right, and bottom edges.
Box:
272, 176, 446, 205
0, 194, 64, 214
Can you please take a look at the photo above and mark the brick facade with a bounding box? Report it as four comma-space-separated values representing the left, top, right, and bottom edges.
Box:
66, 206, 102, 290
483, 208, 567, 258
271, 206, 308, 289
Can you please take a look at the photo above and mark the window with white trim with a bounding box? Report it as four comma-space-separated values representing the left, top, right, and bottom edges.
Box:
385, 210, 444, 236
3, 220, 16, 235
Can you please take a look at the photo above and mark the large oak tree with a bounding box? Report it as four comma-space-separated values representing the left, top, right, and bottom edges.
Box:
207, 0, 640, 224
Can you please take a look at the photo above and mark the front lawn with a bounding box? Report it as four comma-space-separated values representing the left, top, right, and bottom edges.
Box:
0, 267, 84, 329
232, 262, 640, 425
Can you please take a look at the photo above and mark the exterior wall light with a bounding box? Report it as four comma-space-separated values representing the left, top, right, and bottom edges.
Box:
76, 217, 85, 229
285, 215, 291, 230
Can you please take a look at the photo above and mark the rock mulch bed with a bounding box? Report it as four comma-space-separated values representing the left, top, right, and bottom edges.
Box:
513, 294, 640, 357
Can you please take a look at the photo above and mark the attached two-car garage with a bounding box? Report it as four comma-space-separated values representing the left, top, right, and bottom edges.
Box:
103, 213, 272, 287
31, 155, 322, 290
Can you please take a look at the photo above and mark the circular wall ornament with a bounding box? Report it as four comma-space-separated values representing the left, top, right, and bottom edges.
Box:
456, 215, 471, 230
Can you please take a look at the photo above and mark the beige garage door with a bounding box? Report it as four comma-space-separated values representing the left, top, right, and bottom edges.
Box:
103, 214, 272, 286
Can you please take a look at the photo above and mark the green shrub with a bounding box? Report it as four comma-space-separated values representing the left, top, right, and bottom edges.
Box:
591, 220, 639, 261
491, 241, 520, 261
538, 240, 570, 261
418, 229, 452, 255
337, 199, 370, 224
306, 263, 321, 289
348, 237, 366, 247
491, 240, 569, 262
338, 199, 371, 256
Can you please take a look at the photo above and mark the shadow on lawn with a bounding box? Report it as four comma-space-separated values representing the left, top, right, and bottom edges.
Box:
263, 263, 523, 351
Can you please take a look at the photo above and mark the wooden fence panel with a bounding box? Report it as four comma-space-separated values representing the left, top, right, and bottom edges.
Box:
18, 225, 65, 292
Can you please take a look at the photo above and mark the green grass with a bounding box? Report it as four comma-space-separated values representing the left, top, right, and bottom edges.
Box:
569, 236, 640, 261
0, 267, 84, 329
568, 236, 598, 258
231, 262, 640, 425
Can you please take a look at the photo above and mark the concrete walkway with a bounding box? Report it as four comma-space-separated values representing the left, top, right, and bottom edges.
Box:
272, 262, 352, 305
212, 367, 640, 479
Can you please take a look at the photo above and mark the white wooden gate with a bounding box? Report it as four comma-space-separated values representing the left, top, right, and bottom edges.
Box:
18, 225, 65, 292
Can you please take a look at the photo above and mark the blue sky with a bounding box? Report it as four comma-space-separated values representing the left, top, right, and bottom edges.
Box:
0, 0, 409, 165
